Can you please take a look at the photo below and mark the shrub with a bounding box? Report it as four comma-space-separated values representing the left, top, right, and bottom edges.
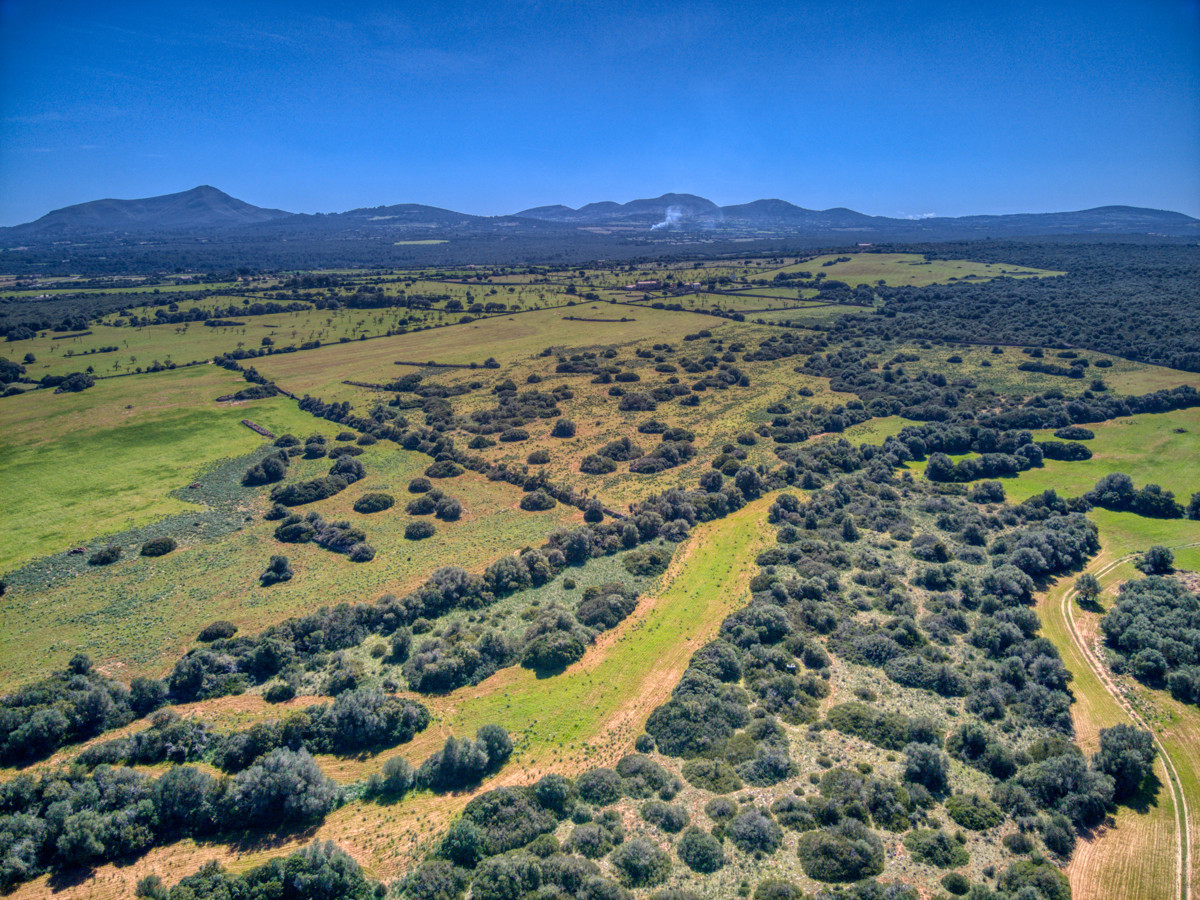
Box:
577, 767, 623, 805
945, 793, 1004, 830
264, 681, 296, 703
677, 826, 725, 873
198, 621, 237, 642
796, 820, 885, 882
641, 800, 689, 833
261, 555, 293, 585
499, 427, 530, 442
424, 460, 464, 478
528, 449, 551, 464
580, 454, 617, 474
348, 542, 376, 562
405, 521, 436, 540
407, 495, 436, 515
941, 871, 971, 895
754, 879, 804, 900
611, 837, 671, 887
903, 828, 969, 868
727, 808, 783, 854
435, 497, 463, 521
88, 544, 122, 566
552, 419, 577, 437
353, 492, 394, 513
408, 477, 432, 492
140, 537, 177, 557
520, 490, 558, 511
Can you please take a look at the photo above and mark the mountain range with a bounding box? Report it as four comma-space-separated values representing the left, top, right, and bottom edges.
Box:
4, 187, 1197, 242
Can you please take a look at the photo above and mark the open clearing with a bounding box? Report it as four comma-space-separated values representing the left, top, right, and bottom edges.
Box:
0, 365, 324, 573
760, 252, 1063, 286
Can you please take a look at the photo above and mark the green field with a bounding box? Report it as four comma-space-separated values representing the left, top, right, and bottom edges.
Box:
0, 365, 326, 573
761, 251, 1063, 286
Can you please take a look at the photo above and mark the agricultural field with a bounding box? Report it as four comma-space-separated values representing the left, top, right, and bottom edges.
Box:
761, 252, 1063, 286
1, 242, 1199, 900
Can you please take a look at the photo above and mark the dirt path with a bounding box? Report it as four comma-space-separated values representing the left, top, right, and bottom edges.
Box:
14, 493, 780, 899
1052, 542, 1200, 900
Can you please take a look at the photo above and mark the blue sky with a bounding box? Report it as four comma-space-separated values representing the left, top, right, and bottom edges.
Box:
1, 0, 1197, 225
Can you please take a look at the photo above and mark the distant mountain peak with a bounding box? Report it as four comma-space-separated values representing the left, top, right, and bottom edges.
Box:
11, 185, 292, 235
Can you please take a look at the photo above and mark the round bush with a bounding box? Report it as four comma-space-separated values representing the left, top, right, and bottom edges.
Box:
942, 872, 971, 896
728, 808, 783, 854
88, 544, 122, 566
435, 497, 463, 521
468, 435, 496, 449
140, 537, 177, 557
405, 521, 436, 540
264, 681, 296, 703
499, 428, 530, 443
577, 767, 623, 805
580, 454, 617, 474
945, 793, 1004, 831
407, 495, 436, 515
408, 477, 432, 493
348, 542, 376, 562
198, 620, 237, 642
353, 492, 394, 513
520, 490, 558, 511
611, 837, 671, 888
796, 820, 885, 882
527, 449, 551, 464
551, 419, 576, 438
424, 460, 464, 479
677, 827, 724, 873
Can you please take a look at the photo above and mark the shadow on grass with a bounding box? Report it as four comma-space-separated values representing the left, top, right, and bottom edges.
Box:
1120, 770, 1164, 816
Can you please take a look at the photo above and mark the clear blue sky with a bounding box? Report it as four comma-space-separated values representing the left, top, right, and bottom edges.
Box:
1, 0, 1197, 225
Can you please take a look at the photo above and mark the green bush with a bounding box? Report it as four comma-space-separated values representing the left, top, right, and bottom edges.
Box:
405, 521, 436, 540
941, 871, 971, 895
903, 829, 969, 868
677, 826, 725, 873
797, 820, 885, 882
520, 490, 558, 511
198, 621, 237, 642
88, 544, 122, 566
140, 537, 177, 557
945, 793, 1004, 831
683, 758, 743, 793
353, 492, 394, 513
610, 836, 671, 888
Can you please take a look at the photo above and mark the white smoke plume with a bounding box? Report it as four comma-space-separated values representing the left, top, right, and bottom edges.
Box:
651, 205, 683, 229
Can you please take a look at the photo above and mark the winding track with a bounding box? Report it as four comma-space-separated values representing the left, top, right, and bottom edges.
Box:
1057, 542, 1200, 900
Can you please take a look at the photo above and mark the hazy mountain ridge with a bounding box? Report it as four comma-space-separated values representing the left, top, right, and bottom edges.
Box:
10, 186, 292, 235
3, 187, 1196, 242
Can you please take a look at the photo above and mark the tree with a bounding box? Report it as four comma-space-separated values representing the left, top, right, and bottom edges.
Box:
677, 826, 724, 873
1188, 492, 1200, 521
1074, 573, 1101, 605
1139, 545, 1175, 574
1093, 725, 1156, 800
610, 837, 671, 887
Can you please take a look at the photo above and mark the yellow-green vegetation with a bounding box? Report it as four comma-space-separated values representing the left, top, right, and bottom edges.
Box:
761, 251, 1062, 286
1036, 513, 1200, 900
252, 304, 731, 404
1005, 408, 1200, 504
0, 449, 580, 690
14, 305, 467, 378
0, 365, 323, 573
